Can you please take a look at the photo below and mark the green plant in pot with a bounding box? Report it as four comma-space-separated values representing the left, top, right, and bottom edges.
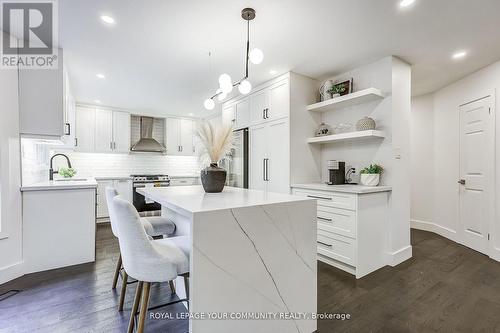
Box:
327, 84, 347, 98
58, 167, 77, 178
196, 122, 234, 193
360, 164, 383, 186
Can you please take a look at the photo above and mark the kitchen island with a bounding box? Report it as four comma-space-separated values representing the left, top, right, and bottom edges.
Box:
137, 185, 317, 333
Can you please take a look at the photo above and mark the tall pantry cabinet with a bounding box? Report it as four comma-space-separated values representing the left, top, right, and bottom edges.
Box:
222, 72, 321, 194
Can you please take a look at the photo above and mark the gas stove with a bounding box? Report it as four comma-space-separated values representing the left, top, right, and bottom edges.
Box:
131, 174, 170, 183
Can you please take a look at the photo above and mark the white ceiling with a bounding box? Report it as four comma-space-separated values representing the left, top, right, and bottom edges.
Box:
59, 0, 500, 117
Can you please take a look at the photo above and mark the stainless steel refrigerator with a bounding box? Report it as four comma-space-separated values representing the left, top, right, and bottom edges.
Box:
220, 128, 249, 188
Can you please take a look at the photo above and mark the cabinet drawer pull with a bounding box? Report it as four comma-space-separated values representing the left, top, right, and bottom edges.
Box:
307, 195, 332, 200
317, 241, 332, 247
317, 216, 333, 222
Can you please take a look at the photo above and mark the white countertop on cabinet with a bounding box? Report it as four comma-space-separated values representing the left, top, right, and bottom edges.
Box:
138, 185, 312, 215
20, 178, 98, 191
292, 183, 392, 194
94, 176, 133, 181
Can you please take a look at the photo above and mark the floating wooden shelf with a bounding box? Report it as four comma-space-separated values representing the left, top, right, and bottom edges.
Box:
307, 130, 386, 144
307, 88, 384, 112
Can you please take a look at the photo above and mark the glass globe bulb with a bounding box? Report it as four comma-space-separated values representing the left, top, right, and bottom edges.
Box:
218, 73, 232, 85
238, 79, 252, 95
220, 80, 233, 94
204, 98, 215, 110
217, 92, 227, 101
249, 48, 264, 65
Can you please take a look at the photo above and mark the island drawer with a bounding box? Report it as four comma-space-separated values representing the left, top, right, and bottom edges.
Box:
317, 206, 356, 239
292, 189, 357, 211
317, 229, 356, 266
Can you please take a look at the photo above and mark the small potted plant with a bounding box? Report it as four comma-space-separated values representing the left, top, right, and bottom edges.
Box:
59, 167, 77, 178
196, 121, 234, 193
360, 164, 383, 186
327, 84, 347, 98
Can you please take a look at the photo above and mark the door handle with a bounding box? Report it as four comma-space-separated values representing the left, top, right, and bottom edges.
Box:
458, 179, 465, 185
317, 241, 332, 248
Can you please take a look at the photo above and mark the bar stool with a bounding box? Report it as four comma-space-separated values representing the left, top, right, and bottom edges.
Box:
105, 187, 177, 310
110, 196, 190, 333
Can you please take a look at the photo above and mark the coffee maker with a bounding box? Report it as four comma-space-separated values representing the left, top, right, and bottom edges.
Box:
327, 160, 346, 185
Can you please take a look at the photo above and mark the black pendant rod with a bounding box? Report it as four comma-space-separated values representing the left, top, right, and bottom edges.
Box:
245, 19, 249, 79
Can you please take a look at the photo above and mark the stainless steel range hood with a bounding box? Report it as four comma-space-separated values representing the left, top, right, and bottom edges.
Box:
130, 117, 166, 153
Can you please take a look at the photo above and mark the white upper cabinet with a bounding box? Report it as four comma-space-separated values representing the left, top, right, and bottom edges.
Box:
75, 106, 96, 152
248, 78, 289, 125
19, 49, 74, 139
112, 111, 131, 153
268, 80, 290, 121
166, 118, 180, 154
222, 97, 250, 129
250, 89, 268, 124
94, 109, 113, 152
166, 117, 196, 156
75, 106, 131, 153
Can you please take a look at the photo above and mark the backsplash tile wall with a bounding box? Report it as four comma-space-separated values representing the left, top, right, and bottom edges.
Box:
21, 139, 201, 185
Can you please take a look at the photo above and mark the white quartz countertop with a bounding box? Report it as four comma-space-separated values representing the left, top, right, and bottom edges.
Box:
292, 183, 392, 194
20, 178, 98, 192
137, 185, 313, 215
94, 176, 133, 180
169, 174, 199, 178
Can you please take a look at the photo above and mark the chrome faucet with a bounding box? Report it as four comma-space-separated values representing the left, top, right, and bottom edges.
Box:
49, 154, 72, 180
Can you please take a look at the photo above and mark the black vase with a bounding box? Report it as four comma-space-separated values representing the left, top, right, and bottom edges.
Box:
200, 163, 227, 193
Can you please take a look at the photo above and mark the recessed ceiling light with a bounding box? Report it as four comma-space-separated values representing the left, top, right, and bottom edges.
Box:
400, 0, 416, 7
452, 51, 467, 60
100, 15, 115, 24
94, 99, 102, 104
96, 73, 106, 79
269, 69, 277, 75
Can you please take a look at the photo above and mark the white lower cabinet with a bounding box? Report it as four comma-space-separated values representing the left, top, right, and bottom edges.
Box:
22, 188, 96, 273
292, 187, 390, 279
96, 178, 132, 219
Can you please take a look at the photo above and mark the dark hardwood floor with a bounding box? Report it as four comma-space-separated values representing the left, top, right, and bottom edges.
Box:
1, 225, 500, 332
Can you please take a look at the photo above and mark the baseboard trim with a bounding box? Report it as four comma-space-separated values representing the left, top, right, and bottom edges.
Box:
387, 245, 412, 266
0, 261, 24, 285
489, 247, 500, 262
411, 219, 459, 242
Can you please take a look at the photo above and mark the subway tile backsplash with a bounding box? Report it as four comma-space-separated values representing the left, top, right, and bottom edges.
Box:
21, 139, 201, 185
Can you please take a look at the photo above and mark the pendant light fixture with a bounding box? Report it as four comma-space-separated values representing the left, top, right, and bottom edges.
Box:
204, 8, 263, 110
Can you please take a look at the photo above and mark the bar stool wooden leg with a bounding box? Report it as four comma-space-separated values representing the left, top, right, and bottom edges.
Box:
168, 280, 176, 294
127, 281, 143, 333
112, 253, 122, 289
119, 270, 128, 311
137, 282, 151, 333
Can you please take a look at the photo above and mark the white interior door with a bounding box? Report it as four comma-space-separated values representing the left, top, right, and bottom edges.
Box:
459, 96, 494, 255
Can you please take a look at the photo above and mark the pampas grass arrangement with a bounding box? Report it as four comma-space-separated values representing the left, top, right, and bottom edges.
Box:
196, 121, 234, 166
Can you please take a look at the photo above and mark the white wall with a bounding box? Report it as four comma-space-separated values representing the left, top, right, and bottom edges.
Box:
410, 94, 434, 224
411, 59, 500, 258
0, 32, 23, 284
320, 56, 412, 264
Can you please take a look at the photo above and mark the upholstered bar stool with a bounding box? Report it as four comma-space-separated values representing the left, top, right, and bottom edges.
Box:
111, 196, 190, 333
105, 187, 177, 310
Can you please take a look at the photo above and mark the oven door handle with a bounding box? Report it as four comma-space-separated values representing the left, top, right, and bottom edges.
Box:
133, 184, 146, 188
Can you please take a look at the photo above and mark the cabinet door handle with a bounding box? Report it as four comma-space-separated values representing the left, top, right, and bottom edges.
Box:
110, 142, 113, 149
262, 158, 266, 181
265, 108, 269, 119
317, 241, 332, 248
307, 195, 332, 200
64, 123, 71, 135
262, 109, 266, 120
75, 138, 78, 147
264, 158, 269, 181
317, 216, 333, 222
